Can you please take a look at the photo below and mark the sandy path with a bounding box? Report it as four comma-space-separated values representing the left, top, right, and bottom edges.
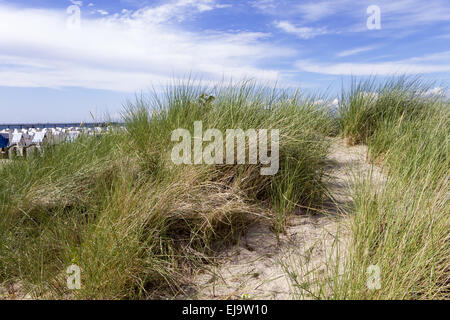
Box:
183, 138, 384, 300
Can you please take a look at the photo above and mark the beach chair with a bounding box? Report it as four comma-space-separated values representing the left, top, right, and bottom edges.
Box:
67, 131, 80, 142
49, 129, 63, 144
24, 131, 46, 157
0, 133, 9, 148
0, 132, 9, 158
5, 132, 24, 159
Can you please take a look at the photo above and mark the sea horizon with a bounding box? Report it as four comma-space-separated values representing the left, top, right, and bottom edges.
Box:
0, 121, 123, 130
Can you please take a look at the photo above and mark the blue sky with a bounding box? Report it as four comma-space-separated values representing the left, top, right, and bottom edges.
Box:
0, 0, 449, 123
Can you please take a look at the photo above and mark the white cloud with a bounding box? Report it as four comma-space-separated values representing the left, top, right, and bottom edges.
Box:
130, 0, 222, 24
251, 0, 276, 10
336, 46, 378, 57
296, 52, 450, 75
294, 1, 344, 22
0, 2, 294, 92
301, 0, 450, 25
264, 0, 450, 34
96, 9, 108, 15
377, 0, 450, 28
274, 20, 329, 39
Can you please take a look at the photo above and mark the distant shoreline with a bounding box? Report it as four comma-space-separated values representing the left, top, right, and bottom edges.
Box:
0, 122, 123, 130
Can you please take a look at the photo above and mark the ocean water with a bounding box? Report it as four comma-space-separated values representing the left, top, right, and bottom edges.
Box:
0, 122, 120, 130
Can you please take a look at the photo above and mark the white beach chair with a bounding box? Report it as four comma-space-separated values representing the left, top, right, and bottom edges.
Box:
67, 131, 80, 142
24, 131, 47, 157
50, 130, 63, 144
6, 132, 24, 159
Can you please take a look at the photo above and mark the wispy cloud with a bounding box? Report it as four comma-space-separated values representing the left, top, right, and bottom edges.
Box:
250, 0, 275, 10
0, 1, 294, 91
274, 20, 329, 39
379, 0, 450, 27
296, 51, 450, 75
95, 9, 108, 15
294, 1, 347, 22
257, 0, 450, 34
336, 45, 378, 57
125, 0, 222, 24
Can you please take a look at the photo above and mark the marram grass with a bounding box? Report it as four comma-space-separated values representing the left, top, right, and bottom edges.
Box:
1, 77, 448, 299
0, 80, 334, 299
284, 76, 449, 299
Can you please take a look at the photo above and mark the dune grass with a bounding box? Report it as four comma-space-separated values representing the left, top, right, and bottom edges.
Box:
337, 78, 449, 299
1, 77, 447, 300
0, 80, 334, 299
285, 77, 449, 299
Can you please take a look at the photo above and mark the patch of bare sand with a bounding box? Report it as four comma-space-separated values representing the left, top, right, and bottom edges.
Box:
0, 282, 33, 300
182, 138, 385, 300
